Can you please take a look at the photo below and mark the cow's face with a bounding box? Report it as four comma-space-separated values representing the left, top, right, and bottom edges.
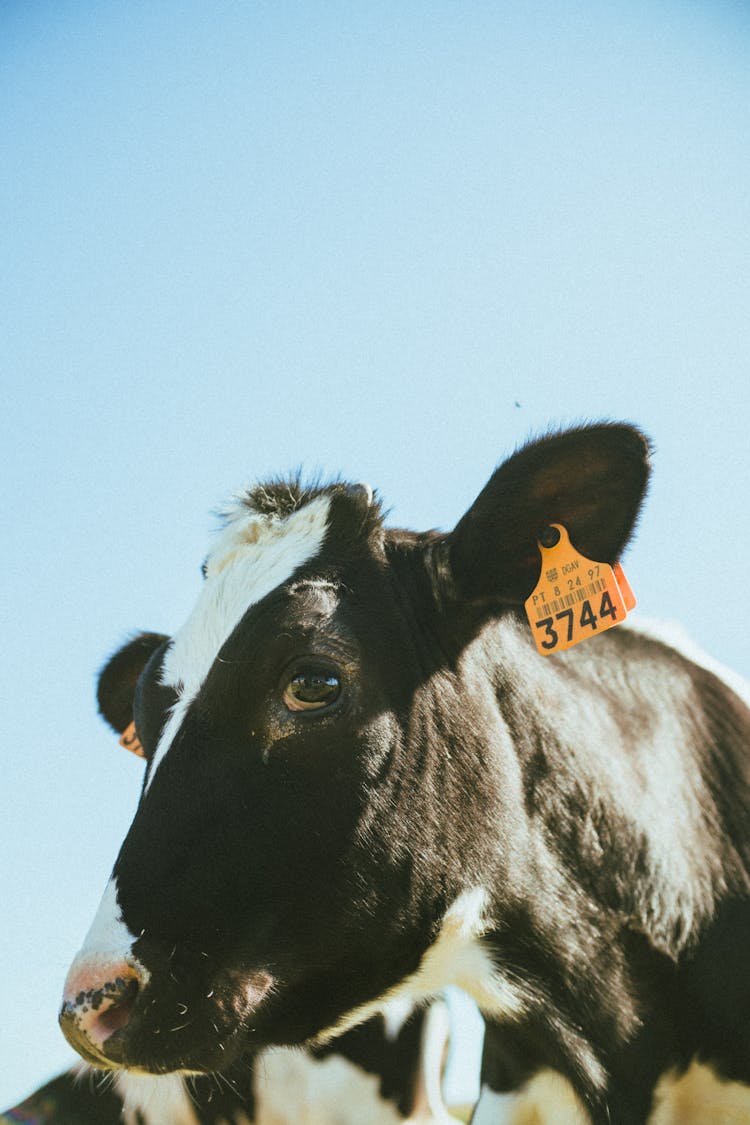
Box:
60, 424, 650, 1075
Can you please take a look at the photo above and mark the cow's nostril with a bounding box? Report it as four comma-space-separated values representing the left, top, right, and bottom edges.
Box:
93, 976, 140, 1037
60, 961, 146, 1066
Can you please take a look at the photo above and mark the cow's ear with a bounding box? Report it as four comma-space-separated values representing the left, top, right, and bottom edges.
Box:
97, 632, 170, 735
446, 423, 651, 605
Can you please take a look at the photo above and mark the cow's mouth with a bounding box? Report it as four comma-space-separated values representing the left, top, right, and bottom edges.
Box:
59, 956, 275, 1074
60, 975, 143, 1069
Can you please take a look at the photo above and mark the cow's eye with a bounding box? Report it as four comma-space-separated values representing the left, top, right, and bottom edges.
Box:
283, 670, 341, 712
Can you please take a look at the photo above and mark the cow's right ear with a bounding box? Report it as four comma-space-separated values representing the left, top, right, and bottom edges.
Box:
444, 423, 651, 607
97, 632, 170, 736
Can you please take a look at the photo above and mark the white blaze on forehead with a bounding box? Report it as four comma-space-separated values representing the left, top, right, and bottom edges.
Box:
164, 494, 332, 697
147, 495, 331, 788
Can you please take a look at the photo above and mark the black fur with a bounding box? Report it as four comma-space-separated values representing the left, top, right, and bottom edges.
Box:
1, 1072, 124, 1125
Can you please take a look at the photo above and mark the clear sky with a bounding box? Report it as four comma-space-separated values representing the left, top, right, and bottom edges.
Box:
2, 0, 750, 1108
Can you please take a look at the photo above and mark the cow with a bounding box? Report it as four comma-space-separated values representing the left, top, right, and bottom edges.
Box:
4, 1002, 457, 1123
58, 422, 750, 1123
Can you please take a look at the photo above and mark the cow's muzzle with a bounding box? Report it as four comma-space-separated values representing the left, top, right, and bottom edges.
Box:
59, 949, 275, 1072
59, 955, 145, 1068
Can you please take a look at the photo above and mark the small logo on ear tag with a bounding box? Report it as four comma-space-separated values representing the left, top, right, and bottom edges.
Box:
119, 721, 145, 758
525, 524, 635, 656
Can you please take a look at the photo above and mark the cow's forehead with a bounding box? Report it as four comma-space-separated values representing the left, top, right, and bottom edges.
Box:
164, 494, 334, 696
147, 493, 333, 787
204, 493, 328, 578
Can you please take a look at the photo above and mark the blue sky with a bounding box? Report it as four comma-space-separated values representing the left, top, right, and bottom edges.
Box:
2, 0, 750, 1107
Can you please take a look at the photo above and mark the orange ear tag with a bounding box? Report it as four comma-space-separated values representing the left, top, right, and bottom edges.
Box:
119, 721, 145, 759
524, 524, 635, 656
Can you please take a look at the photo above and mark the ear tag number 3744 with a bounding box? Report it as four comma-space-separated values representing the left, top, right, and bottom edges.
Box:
524, 524, 635, 656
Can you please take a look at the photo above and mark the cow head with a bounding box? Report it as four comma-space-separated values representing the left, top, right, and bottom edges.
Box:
60, 423, 650, 1075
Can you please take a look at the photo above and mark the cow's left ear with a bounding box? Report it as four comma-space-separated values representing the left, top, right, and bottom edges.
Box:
445, 423, 651, 605
97, 632, 170, 736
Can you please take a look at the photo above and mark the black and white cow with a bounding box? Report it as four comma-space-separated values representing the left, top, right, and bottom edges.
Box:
59, 423, 750, 1124
5, 1001, 454, 1123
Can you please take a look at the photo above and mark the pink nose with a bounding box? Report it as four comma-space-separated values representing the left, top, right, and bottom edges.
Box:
59, 956, 146, 1067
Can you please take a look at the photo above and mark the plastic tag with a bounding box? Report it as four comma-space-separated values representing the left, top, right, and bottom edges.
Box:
613, 562, 636, 611
119, 721, 145, 759
524, 524, 635, 656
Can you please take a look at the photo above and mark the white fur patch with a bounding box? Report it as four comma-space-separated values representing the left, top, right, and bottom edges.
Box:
649, 1059, 750, 1124
115, 1072, 198, 1125
472, 1072, 590, 1124
316, 888, 525, 1045
254, 1049, 405, 1125
470, 1061, 750, 1124
147, 495, 331, 788
80, 879, 136, 960
255, 1038, 461, 1125
65, 878, 147, 996
382, 995, 419, 1042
